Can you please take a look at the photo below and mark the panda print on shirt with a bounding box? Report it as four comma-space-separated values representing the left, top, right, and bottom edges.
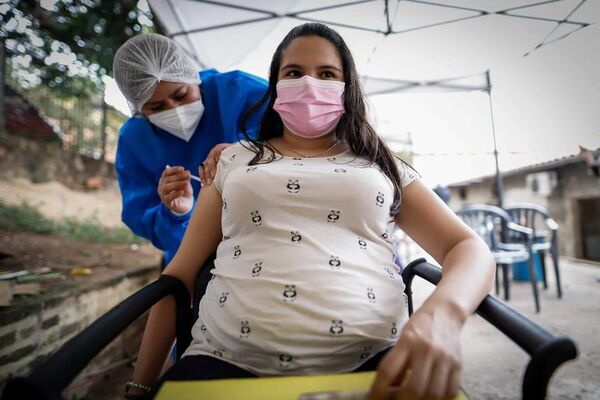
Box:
391, 322, 399, 338
287, 179, 300, 194
329, 320, 344, 336
360, 346, 372, 360
213, 347, 226, 358
376, 191, 385, 208
251, 210, 262, 226
358, 237, 367, 250
279, 354, 293, 369
290, 231, 302, 244
327, 210, 340, 223
367, 288, 376, 304
252, 262, 262, 277
240, 320, 251, 339
219, 291, 229, 307
384, 267, 396, 280
328, 255, 341, 270
283, 285, 297, 302
233, 245, 241, 259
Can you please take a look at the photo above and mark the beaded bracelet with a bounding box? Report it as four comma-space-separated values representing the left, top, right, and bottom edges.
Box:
125, 380, 152, 393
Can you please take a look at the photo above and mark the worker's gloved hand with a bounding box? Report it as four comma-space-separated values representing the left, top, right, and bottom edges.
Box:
158, 166, 194, 215
199, 143, 231, 186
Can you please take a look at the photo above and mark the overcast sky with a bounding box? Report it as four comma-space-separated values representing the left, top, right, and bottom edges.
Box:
107, 0, 600, 186
365, 0, 600, 185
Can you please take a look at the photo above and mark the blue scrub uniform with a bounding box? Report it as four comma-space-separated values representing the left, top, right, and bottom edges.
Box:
116, 69, 267, 263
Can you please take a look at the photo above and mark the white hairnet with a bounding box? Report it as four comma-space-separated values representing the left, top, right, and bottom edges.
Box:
113, 33, 200, 112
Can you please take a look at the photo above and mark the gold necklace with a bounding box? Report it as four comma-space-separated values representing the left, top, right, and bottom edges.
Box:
276, 138, 340, 159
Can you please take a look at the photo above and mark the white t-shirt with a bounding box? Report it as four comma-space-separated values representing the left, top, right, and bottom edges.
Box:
183, 141, 418, 375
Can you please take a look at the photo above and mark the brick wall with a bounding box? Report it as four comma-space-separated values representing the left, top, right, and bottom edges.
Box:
0, 265, 159, 397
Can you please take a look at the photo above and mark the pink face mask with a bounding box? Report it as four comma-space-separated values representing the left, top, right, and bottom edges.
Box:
273, 75, 345, 138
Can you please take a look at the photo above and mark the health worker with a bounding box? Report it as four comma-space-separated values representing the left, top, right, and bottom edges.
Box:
113, 33, 267, 264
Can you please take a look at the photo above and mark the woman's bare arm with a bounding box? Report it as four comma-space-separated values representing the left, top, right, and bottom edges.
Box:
395, 180, 495, 319
370, 180, 494, 400
130, 183, 223, 390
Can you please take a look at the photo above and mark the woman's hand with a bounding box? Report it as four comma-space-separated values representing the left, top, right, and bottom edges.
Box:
199, 143, 231, 186
369, 302, 464, 400
158, 166, 193, 214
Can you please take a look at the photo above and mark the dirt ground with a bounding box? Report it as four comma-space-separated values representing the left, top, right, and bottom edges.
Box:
0, 177, 123, 227
0, 229, 160, 278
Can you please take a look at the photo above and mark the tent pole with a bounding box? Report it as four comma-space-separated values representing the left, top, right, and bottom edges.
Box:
486, 69, 504, 208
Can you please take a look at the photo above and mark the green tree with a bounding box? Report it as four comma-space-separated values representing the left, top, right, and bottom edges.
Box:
0, 0, 161, 97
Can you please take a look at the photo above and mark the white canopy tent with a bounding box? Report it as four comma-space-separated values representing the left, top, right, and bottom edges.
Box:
146, 0, 593, 202
147, 0, 590, 76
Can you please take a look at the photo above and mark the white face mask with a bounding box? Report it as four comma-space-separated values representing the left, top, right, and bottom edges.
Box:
147, 99, 204, 142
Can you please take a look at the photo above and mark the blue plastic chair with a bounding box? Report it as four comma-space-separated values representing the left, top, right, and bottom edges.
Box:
456, 204, 541, 312
505, 203, 562, 299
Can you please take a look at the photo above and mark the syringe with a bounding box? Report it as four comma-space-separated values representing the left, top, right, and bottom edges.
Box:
165, 164, 202, 183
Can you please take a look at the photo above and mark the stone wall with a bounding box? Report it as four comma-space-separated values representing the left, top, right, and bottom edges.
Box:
557, 163, 600, 258
0, 265, 159, 397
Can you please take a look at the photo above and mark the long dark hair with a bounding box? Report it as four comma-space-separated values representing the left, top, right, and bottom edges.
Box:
240, 22, 407, 217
